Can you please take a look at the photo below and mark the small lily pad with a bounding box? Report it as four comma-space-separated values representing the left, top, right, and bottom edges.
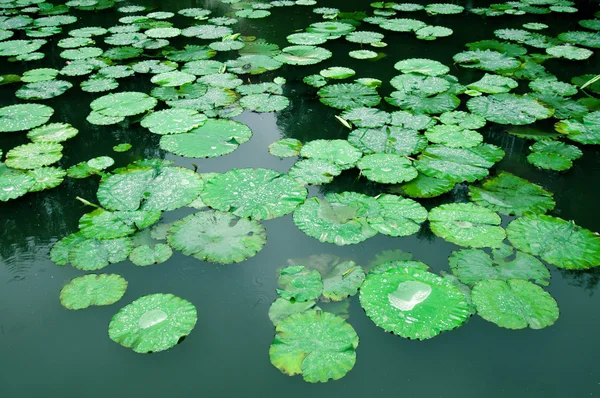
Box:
60, 274, 128, 310
277, 265, 323, 302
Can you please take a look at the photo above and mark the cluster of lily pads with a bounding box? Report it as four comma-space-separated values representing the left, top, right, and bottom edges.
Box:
0, 0, 599, 385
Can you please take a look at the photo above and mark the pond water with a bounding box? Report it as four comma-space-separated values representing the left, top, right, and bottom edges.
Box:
1, 0, 600, 396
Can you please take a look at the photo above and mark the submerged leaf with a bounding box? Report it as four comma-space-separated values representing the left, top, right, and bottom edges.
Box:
277, 265, 323, 302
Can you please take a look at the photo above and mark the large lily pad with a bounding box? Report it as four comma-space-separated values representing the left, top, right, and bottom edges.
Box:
16, 80, 73, 100
5, 143, 62, 170
27, 123, 78, 143
394, 58, 449, 76
348, 126, 427, 156
293, 192, 379, 245
97, 164, 202, 211
0, 103, 54, 132
269, 310, 359, 383
467, 93, 553, 125
167, 210, 266, 264
507, 215, 600, 269
468, 172, 555, 216
200, 168, 307, 220
0, 164, 35, 201
449, 245, 550, 286
108, 293, 197, 353
428, 203, 506, 248
274, 45, 332, 65
317, 83, 380, 110
472, 279, 558, 329
60, 274, 128, 310
367, 194, 427, 237
359, 266, 470, 339
453, 50, 520, 72
277, 265, 323, 302
90, 91, 157, 117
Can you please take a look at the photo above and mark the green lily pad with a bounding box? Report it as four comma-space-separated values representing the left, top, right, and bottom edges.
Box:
348, 126, 427, 156
60, 46, 103, 60
320, 261, 365, 301
60, 274, 128, 310
268, 298, 316, 326
78, 208, 161, 240
159, 119, 251, 158
507, 215, 600, 269
394, 58, 449, 76
166, 210, 266, 264
468, 172, 555, 216
390, 111, 435, 130
293, 192, 379, 245
346, 31, 384, 44
288, 159, 342, 185
108, 293, 197, 353
5, 143, 62, 170
472, 279, 558, 329
0, 164, 35, 201
269, 138, 302, 158
380, 18, 426, 32
113, 143, 132, 152
415, 144, 504, 183
80, 77, 119, 93
27, 123, 78, 143
555, 111, 600, 145
151, 71, 196, 87
425, 125, 483, 148
240, 93, 289, 112
21, 68, 59, 83
287, 32, 328, 45
359, 266, 470, 339
467, 93, 553, 125
439, 111, 487, 130
467, 74, 519, 94
449, 245, 550, 286
97, 164, 202, 211
318, 83, 380, 110
68, 236, 133, 270
529, 79, 578, 97
425, 3, 464, 14
386, 92, 460, 114
454, 50, 520, 72
269, 310, 358, 383
391, 173, 455, 199
201, 168, 307, 220
466, 40, 527, 57
527, 140, 582, 171
277, 265, 323, 301
558, 31, 600, 48
274, 45, 332, 65
0, 103, 54, 132
0, 39, 46, 56
90, 91, 157, 117
428, 203, 506, 248
15, 80, 72, 100
132, 60, 178, 74
235, 9, 270, 18
27, 166, 66, 192
348, 50, 378, 59
390, 73, 450, 96
415, 25, 453, 40
358, 153, 417, 184
164, 45, 216, 62
300, 139, 362, 169
546, 44, 593, 60
141, 109, 207, 135
367, 194, 427, 237
307, 21, 355, 36
320, 67, 356, 80
226, 54, 283, 75
340, 108, 390, 128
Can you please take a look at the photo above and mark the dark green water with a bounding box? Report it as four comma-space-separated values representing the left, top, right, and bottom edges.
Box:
1, 1, 600, 397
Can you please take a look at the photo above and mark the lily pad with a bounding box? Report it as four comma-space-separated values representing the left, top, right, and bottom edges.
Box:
141, 109, 207, 135
415, 25, 453, 40
78, 208, 161, 240
439, 111, 487, 130
425, 125, 483, 148
454, 50, 520, 72
467, 74, 519, 94
0, 103, 54, 132
288, 159, 342, 185
16, 80, 73, 100
201, 168, 307, 220
320, 261, 365, 301
367, 194, 427, 237
27, 123, 78, 143
359, 266, 470, 339
159, 119, 251, 158
391, 173, 455, 199
357, 153, 417, 184
277, 265, 323, 301
380, 18, 426, 32
340, 108, 390, 128
27, 167, 66, 192
293, 192, 379, 245
527, 140, 582, 171
269, 310, 358, 383
108, 293, 197, 353
428, 203, 506, 248
394, 58, 449, 76
555, 111, 600, 145
240, 93, 289, 112
348, 126, 427, 156
346, 31, 384, 44
0, 164, 35, 201
5, 143, 62, 170
300, 139, 362, 169
507, 215, 600, 269
68, 237, 133, 270
269, 138, 302, 158
546, 44, 593, 60
467, 93, 553, 125
472, 279, 558, 329
60, 274, 128, 310
90, 91, 157, 117
317, 83, 380, 110
425, 3, 464, 14
274, 45, 332, 65
21, 68, 59, 83
226, 54, 283, 75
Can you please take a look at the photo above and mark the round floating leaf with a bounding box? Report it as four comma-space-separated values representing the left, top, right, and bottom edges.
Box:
529, 79, 577, 97
394, 58, 449, 76
79, 208, 161, 239
269, 138, 302, 158
391, 173, 455, 199
167, 210, 266, 264
109, 293, 197, 353
320, 67, 355, 80
141, 109, 206, 135
97, 164, 202, 211
201, 168, 307, 220
27, 123, 78, 143
274, 45, 332, 66
60, 46, 103, 60
288, 158, 341, 185
307, 21, 355, 36
358, 153, 417, 184
415, 144, 504, 183
68, 237, 133, 270
320, 261, 365, 301
340, 107, 390, 128
269, 310, 358, 383
0, 39, 46, 56
558, 31, 600, 48
27, 167, 66, 192
507, 215, 600, 269
21, 68, 59, 83
277, 265, 323, 301
0, 164, 35, 201
469, 172, 555, 216
439, 111, 486, 130
390, 74, 450, 96
113, 143, 132, 152
226, 54, 283, 75
390, 111, 435, 130
556, 111, 600, 145
428, 203, 506, 248
240, 93, 289, 112
467, 74, 518, 94
349, 126, 427, 156
303, 74, 327, 88
81, 77, 119, 93
287, 32, 328, 45
16, 80, 72, 100
359, 266, 470, 339
546, 44, 593, 60
293, 192, 379, 245
527, 140, 582, 171
386, 92, 460, 114
269, 298, 316, 326
467, 94, 553, 125
165, 45, 216, 62
87, 111, 124, 126
151, 71, 196, 87
317, 83, 380, 110
380, 18, 426, 32
0, 103, 54, 132
235, 9, 270, 18
87, 156, 114, 170
346, 31, 384, 44
300, 139, 363, 169
129, 243, 172, 266
425, 3, 464, 14
60, 274, 128, 310
415, 25, 453, 40
453, 50, 520, 72
5, 143, 62, 170
472, 279, 558, 329
425, 125, 483, 148
367, 194, 427, 237
449, 246, 550, 286
91, 91, 157, 117
159, 119, 251, 158
132, 60, 178, 74
348, 50, 378, 59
